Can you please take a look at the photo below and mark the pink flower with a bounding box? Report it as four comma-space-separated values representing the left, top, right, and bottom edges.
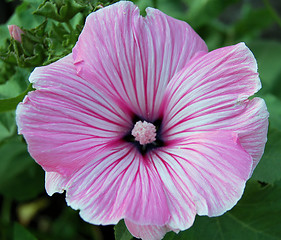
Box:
8, 25, 24, 42
16, 1, 268, 240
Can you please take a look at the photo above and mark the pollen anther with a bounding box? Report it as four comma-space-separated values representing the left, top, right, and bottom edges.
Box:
131, 121, 157, 145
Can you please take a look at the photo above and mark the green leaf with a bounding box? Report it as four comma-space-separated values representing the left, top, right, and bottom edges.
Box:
0, 61, 15, 85
0, 66, 30, 99
0, 21, 48, 67
0, 137, 44, 201
13, 222, 37, 240
248, 40, 281, 96
0, 25, 10, 48
44, 19, 82, 64
252, 127, 281, 184
250, 94, 281, 184
184, 0, 239, 28
0, 112, 17, 143
49, 207, 100, 239
7, 1, 44, 29
34, 0, 85, 22
163, 181, 281, 240
114, 220, 133, 240
262, 94, 281, 130
233, 6, 274, 41
0, 83, 34, 113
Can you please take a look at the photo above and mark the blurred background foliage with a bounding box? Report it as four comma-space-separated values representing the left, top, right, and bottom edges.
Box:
0, 0, 280, 239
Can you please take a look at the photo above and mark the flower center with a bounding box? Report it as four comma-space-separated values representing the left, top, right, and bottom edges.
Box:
131, 120, 156, 145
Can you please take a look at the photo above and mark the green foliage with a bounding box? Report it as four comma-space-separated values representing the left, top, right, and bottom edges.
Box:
263, 94, 281, 130
7, 1, 44, 29
0, 137, 44, 201
13, 223, 37, 240
0, 26, 10, 48
114, 220, 133, 240
0, 17, 72, 67
233, 5, 274, 41
34, 0, 85, 22
1, 22, 48, 67
0, 0, 116, 70
249, 40, 281, 184
0, 112, 17, 142
249, 41, 281, 95
34, 0, 119, 22
163, 181, 281, 240
0, 84, 33, 113
253, 128, 281, 184
45, 207, 99, 240
184, 0, 239, 27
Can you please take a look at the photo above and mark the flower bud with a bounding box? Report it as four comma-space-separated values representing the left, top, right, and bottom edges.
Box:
8, 25, 24, 42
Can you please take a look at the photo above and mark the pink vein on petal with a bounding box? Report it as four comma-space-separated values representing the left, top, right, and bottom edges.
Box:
73, 1, 207, 121
16, 54, 131, 175
65, 143, 171, 226
161, 43, 268, 170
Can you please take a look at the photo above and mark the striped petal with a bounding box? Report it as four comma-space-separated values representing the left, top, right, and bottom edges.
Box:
65, 143, 170, 225
16, 54, 130, 175
151, 131, 252, 230
73, 1, 207, 121
45, 172, 67, 196
161, 43, 268, 170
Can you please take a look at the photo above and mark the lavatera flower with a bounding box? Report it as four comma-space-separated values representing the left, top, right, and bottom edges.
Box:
16, 1, 269, 239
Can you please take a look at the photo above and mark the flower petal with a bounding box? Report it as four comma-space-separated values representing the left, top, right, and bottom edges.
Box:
161, 43, 268, 169
125, 219, 174, 240
151, 131, 252, 230
16, 54, 130, 175
65, 143, 170, 225
45, 172, 67, 196
73, 1, 207, 121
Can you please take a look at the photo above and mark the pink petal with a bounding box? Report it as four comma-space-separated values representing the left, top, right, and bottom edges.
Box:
151, 131, 252, 230
16, 54, 130, 175
65, 143, 170, 225
125, 219, 175, 240
161, 43, 268, 170
73, 1, 207, 121
45, 172, 68, 196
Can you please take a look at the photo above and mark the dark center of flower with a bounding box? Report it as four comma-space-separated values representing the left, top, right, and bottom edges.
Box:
123, 116, 164, 155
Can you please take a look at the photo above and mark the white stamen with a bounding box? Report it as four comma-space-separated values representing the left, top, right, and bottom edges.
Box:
131, 121, 156, 145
